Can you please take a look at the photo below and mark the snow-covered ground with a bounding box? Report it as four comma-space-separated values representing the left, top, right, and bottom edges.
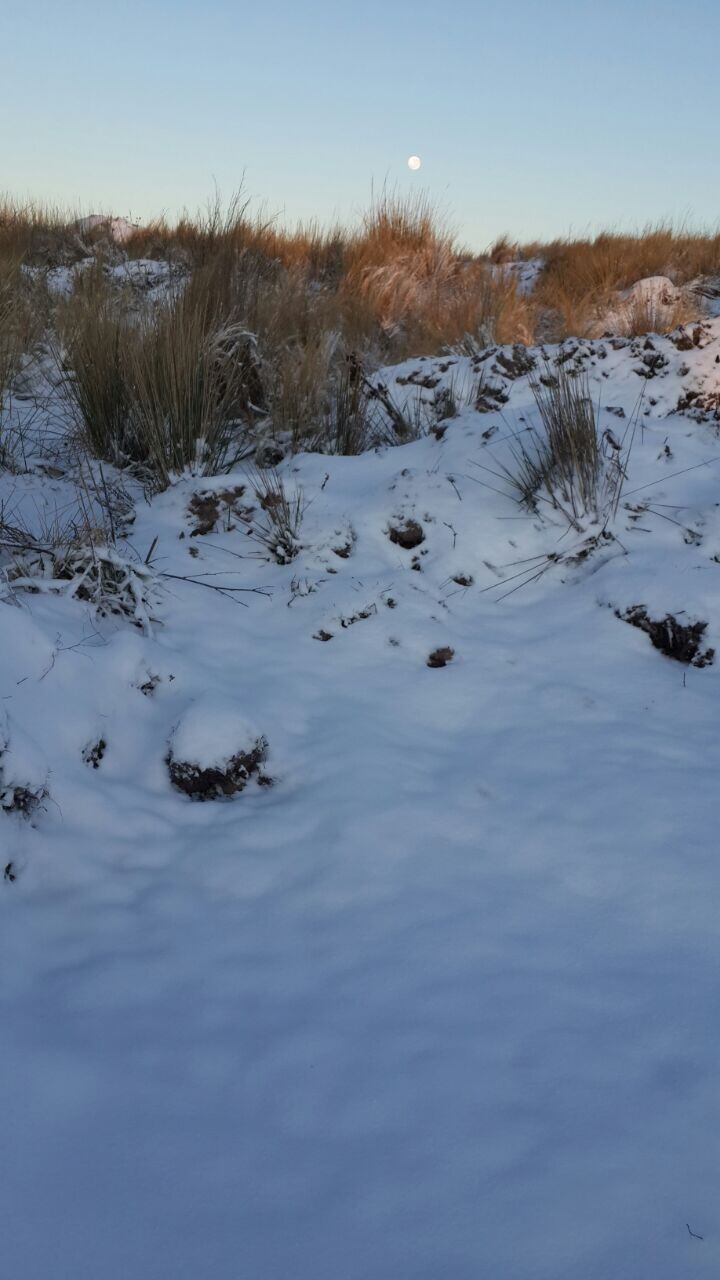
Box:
2, 321, 720, 1278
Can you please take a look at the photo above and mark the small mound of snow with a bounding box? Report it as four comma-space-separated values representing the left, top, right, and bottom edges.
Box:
170, 700, 263, 772
167, 699, 268, 801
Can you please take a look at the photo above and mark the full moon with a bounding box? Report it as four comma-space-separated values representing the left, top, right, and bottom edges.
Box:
407, 155, 421, 171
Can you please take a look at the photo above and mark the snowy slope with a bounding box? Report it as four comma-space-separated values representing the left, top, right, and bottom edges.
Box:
2, 322, 720, 1279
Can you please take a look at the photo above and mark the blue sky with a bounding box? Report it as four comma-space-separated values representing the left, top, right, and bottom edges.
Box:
2, 0, 719, 249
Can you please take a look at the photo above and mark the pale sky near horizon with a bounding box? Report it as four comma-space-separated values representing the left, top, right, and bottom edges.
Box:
2, 0, 719, 250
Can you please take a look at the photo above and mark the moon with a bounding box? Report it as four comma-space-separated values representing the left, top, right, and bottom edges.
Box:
407, 155, 421, 171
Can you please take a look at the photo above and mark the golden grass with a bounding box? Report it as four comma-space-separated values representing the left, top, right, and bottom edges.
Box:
5, 193, 717, 353
531, 224, 720, 338
3, 193, 720, 485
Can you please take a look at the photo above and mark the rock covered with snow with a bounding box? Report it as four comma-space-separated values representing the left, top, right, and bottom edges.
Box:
75, 214, 139, 244
167, 699, 268, 800
599, 275, 689, 335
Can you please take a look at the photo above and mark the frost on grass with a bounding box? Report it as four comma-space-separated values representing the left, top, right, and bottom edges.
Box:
3, 545, 161, 631
167, 699, 268, 800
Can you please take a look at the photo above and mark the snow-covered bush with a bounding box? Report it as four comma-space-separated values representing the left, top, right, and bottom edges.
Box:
3, 544, 161, 631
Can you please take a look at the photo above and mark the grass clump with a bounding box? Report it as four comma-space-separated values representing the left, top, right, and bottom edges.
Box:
59, 275, 259, 486
125, 295, 257, 486
59, 291, 136, 463
244, 466, 306, 564
475, 364, 631, 530
529, 366, 602, 523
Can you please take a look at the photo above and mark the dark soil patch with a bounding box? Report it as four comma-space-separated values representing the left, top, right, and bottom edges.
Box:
332, 532, 355, 559
168, 738, 268, 801
83, 739, 107, 769
340, 604, 377, 628
313, 629, 334, 642
475, 381, 509, 413
634, 352, 668, 379
618, 606, 714, 667
396, 371, 440, 390
676, 389, 720, 422
1, 784, 46, 817
388, 519, 425, 550
452, 573, 474, 587
494, 345, 536, 379
427, 646, 455, 668
188, 486, 247, 536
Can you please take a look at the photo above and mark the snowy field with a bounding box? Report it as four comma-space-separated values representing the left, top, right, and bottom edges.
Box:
2, 319, 720, 1277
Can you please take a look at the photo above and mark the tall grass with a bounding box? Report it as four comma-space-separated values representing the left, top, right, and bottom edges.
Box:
4, 193, 720, 488
122, 292, 258, 485
0, 264, 22, 406
59, 275, 258, 484
531, 223, 719, 338
59, 290, 136, 462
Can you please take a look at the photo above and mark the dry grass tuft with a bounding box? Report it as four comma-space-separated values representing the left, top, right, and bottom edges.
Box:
124, 294, 257, 485
529, 366, 602, 522
244, 465, 306, 563
532, 224, 717, 338
58, 287, 136, 463
475, 364, 631, 529
58, 273, 259, 484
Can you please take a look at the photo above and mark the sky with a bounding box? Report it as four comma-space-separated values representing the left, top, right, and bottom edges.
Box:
2, 0, 720, 250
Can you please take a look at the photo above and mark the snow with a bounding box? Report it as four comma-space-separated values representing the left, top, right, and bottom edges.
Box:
490, 255, 543, 294
2, 320, 720, 1277
26, 255, 184, 300
169, 697, 264, 770
0, 712, 48, 806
